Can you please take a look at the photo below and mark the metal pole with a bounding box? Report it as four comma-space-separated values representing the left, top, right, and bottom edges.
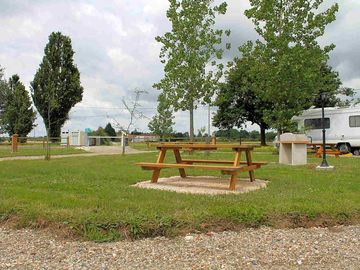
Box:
320, 94, 329, 167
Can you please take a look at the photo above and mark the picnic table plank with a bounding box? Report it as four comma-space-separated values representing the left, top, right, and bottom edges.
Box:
153, 143, 255, 150
181, 159, 267, 165
137, 162, 260, 173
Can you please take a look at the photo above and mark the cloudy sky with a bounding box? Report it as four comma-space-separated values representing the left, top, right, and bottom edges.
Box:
0, 0, 359, 136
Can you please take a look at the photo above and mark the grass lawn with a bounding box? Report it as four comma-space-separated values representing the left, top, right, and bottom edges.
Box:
0, 145, 87, 158
0, 149, 359, 242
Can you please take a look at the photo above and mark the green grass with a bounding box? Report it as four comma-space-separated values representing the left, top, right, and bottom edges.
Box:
0, 149, 359, 241
0, 145, 87, 158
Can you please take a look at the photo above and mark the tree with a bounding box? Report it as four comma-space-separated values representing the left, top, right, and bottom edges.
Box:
148, 94, 174, 139
104, 122, 116, 137
31, 32, 83, 140
214, 55, 271, 145
243, 0, 339, 131
0, 67, 8, 132
0, 75, 36, 138
88, 126, 111, 145
154, 0, 230, 142
113, 88, 147, 134
312, 64, 355, 108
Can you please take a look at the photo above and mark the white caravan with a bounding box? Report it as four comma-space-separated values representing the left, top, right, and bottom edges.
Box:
293, 106, 360, 155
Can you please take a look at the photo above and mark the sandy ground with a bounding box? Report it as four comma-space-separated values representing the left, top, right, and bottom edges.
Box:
134, 176, 268, 195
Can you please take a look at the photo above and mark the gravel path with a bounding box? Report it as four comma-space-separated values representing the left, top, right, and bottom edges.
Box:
0, 147, 153, 161
1, 226, 359, 269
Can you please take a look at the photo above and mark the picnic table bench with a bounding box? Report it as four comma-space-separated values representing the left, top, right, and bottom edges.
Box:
136, 143, 267, 190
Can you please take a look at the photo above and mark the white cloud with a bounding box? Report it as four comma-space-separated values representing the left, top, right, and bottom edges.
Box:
0, 0, 359, 136
107, 48, 151, 80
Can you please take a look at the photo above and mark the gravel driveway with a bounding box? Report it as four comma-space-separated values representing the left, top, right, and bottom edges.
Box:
1, 225, 359, 269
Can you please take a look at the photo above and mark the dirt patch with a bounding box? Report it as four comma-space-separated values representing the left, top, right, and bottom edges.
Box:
133, 176, 268, 195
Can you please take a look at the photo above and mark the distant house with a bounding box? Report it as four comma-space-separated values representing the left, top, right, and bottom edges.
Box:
61, 130, 86, 146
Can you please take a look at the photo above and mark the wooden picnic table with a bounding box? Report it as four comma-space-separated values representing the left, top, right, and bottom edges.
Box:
136, 143, 266, 191
308, 143, 342, 158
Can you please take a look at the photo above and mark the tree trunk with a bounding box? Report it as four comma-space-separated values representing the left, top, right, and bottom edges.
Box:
45, 106, 51, 160
189, 102, 194, 142
260, 125, 267, 146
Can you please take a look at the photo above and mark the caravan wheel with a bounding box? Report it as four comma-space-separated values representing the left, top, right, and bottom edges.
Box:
353, 149, 360, 156
338, 143, 351, 154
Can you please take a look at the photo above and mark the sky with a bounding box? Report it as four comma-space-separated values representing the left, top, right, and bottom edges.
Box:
0, 0, 359, 136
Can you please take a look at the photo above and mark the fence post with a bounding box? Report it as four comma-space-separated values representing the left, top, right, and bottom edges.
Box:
211, 136, 217, 145
12, 134, 18, 152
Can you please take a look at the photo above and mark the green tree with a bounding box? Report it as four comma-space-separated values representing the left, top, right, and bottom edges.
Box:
89, 127, 110, 145
104, 122, 116, 137
1, 75, 36, 138
154, 0, 230, 142
0, 67, 8, 131
243, 0, 338, 131
312, 64, 356, 107
31, 32, 83, 140
214, 55, 271, 146
148, 94, 174, 139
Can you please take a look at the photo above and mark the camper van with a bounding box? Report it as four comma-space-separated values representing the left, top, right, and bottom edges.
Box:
293, 106, 360, 156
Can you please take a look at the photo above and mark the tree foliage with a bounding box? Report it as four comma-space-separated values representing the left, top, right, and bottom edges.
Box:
0, 67, 8, 129
31, 32, 83, 138
148, 94, 174, 139
214, 55, 271, 145
154, 0, 230, 141
312, 64, 355, 108
104, 122, 116, 137
243, 0, 339, 130
1, 75, 36, 137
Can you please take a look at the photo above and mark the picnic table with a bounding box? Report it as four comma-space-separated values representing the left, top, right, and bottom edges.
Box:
136, 143, 266, 190
308, 143, 342, 158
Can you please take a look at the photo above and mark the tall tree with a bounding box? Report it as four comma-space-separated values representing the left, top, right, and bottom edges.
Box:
148, 94, 174, 139
31, 32, 83, 139
0, 66, 8, 131
243, 0, 338, 131
214, 54, 271, 146
1, 75, 36, 138
104, 122, 116, 137
313, 64, 355, 108
154, 0, 230, 142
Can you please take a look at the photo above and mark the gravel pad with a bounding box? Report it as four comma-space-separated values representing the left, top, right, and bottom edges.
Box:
1, 226, 359, 269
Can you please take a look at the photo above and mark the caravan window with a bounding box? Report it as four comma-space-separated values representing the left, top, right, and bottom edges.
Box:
349, 115, 360, 127
304, 118, 330, 129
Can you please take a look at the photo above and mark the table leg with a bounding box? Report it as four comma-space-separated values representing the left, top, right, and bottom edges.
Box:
151, 149, 167, 183
229, 150, 242, 190
315, 145, 322, 158
245, 150, 255, 182
173, 149, 187, 178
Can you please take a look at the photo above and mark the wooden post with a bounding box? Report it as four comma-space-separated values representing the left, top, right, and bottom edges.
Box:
173, 149, 187, 178
245, 150, 255, 182
12, 134, 18, 152
229, 150, 241, 190
211, 136, 217, 145
151, 149, 167, 183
